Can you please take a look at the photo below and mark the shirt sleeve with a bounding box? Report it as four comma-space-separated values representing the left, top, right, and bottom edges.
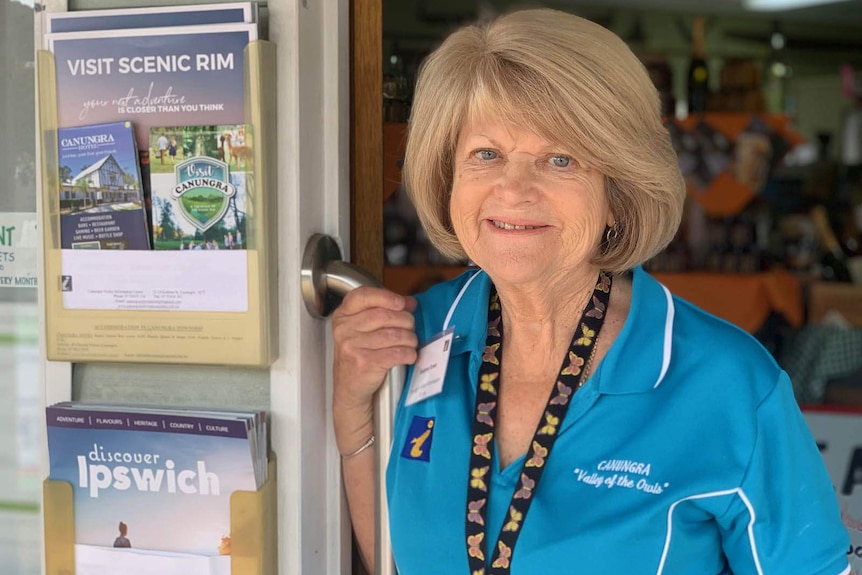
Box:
717, 370, 850, 575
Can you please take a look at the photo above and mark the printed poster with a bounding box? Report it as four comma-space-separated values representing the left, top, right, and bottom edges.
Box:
804, 408, 862, 573
0, 212, 38, 288
47, 23, 257, 153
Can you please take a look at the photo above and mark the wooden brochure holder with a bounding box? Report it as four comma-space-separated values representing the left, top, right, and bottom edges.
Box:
37, 41, 278, 367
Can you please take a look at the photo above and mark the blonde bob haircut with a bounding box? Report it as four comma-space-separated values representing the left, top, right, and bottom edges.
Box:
403, 8, 686, 273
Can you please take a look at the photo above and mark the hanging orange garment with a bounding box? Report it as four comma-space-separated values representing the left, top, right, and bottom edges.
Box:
653, 270, 804, 333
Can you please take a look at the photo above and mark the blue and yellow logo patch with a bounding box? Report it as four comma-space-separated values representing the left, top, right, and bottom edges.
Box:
401, 416, 435, 461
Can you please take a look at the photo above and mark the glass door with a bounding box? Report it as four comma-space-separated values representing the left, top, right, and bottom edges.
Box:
0, 1, 42, 574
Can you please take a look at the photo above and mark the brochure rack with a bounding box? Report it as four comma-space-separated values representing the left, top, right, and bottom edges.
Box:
37, 40, 278, 367
43, 455, 278, 575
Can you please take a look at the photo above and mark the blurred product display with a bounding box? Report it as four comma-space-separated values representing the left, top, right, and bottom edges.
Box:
810, 205, 854, 282
687, 16, 710, 115
384, 185, 468, 267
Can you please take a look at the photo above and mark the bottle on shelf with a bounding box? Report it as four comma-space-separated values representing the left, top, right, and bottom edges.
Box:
687, 16, 709, 116
810, 204, 854, 282
763, 21, 788, 114
838, 170, 862, 282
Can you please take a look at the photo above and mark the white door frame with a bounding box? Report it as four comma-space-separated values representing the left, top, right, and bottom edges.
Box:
268, 0, 352, 573
35, 0, 354, 573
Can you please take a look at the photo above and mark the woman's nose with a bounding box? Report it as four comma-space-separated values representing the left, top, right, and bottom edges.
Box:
495, 161, 538, 202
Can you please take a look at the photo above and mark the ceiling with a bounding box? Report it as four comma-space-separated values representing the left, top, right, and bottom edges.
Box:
384, 0, 862, 73
390, 0, 862, 27
556, 0, 862, 25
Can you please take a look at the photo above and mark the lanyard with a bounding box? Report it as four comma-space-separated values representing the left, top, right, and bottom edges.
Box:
464, 272, 612, 574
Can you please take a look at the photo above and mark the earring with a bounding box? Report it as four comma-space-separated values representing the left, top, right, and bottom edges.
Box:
605, 223, 620, 243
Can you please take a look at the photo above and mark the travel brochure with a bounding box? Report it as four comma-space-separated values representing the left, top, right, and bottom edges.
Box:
57, 121, 150, 249
46, 22, 257, 156
40, 2, 275, 367
45, 0, 258, 250
44, 2, 264, 313
149, 124, 250, 252
45, 3, 257, 34
46, 402, 267, 575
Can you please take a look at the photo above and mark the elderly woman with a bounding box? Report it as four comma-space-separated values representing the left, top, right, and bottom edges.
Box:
332, 9, 849, 575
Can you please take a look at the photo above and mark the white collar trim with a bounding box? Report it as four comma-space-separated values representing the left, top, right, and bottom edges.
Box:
654, 283, 675, 388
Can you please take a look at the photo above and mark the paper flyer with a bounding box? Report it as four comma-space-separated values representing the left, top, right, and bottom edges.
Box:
73, 545, 230, 575
0, 212, 39, 288
149, 124, 250, 253
45, 3, 255, 34
39, 25, 276, 366
803, 409, 862, 574
59, 250, 248, 312
46, 23, 257, 153
46, 406, 257, 556
58, 121, 150, 250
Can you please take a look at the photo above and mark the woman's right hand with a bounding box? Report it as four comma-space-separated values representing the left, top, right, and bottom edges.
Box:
331, 286, 418, 454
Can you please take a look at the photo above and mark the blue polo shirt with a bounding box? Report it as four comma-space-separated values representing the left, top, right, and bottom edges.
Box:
387, 267, 850, 575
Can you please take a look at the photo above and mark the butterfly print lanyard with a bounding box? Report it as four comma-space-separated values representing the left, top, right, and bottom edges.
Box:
465, 272, 612, 574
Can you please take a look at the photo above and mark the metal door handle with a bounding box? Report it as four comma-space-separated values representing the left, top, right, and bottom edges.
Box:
301, 233, 402, 575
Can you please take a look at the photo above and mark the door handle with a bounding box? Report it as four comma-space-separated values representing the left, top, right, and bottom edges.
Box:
301, 233, 402, 575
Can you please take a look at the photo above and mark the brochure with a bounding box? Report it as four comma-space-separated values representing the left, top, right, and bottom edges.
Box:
46, 23, 257, 154
52, 401, 267, 488
57, 121, 150, 249
39, 7, 277, 366
73, 545, 230, 575
148, 124, 251, 252
45, 3, 256, 34
46, 404, 262, 558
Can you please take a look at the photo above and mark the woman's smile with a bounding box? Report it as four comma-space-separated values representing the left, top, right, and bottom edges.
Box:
488, 219, 547, 232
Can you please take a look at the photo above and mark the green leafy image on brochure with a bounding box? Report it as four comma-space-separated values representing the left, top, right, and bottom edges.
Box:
148, 125, 251, 251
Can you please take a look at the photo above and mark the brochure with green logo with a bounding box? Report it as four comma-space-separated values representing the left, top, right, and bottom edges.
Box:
148, 125, 250, 252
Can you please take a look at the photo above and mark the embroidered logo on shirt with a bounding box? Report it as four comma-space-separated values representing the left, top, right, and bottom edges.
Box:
401, 416, 435, 462
573, 459, 669, 494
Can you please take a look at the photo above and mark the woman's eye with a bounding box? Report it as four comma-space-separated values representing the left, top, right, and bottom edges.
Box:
550, 155, 571, 168
476, 150, 498, 161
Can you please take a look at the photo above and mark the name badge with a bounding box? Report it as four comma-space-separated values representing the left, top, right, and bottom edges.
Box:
404, 328, 454, 406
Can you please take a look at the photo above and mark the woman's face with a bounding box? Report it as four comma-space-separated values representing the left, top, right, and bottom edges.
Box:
450, 116, 613, 288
